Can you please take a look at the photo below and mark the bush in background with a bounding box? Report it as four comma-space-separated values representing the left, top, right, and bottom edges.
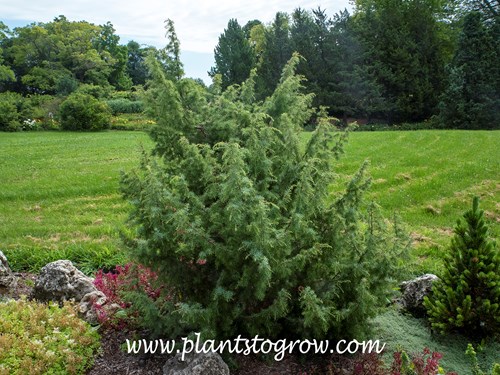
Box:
75, 84, 113, 99
0, 92, 25, 131
55, 75, 79, 96
0, 298, 100, 375
0, 93, 64, 131
59, 93, 111, 131
0, 97, 21, 131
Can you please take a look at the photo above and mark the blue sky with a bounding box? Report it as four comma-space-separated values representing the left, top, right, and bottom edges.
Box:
1, 0, 351, 84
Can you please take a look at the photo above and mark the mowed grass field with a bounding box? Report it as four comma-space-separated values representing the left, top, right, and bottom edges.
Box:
332, 130, 499, 274
0, 131, 151, 273
0, 130, 498, 275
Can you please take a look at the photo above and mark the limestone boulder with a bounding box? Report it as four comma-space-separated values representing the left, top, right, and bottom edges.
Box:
32, 260, 97, 303
0, 250, 17, 294
163, 352, 230, 375
400, 273, 439, 315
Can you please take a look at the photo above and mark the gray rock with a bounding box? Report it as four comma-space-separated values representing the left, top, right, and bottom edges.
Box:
79, 290, 108, 324
32, 260, 97, 303
163, 351, 230, 375
78, 289, 123, 325
400, 273, 439, 315
0, 250, 16, 294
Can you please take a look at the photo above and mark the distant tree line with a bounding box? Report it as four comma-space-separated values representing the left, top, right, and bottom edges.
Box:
0, 16, 154, 131
0, 15, 153, 95
0, 0, 498, 130
209, 0, 499, 128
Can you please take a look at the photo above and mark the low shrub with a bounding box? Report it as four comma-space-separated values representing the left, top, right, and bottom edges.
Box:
390, 348, 455, 375
324, 348, 455, 375
0, 298, 100, 375
22, 95, 63, 130
36, 95, 63, 130
122, 53, 409, 341
93, 263, 165, 329
0, 100, 21, 131
59, 93, 111, 131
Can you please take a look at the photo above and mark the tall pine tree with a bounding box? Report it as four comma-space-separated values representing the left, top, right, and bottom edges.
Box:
209, 19, 255, 89
352, 0, 447, 122
439, 11, 500, 129
257, 12, 292, 98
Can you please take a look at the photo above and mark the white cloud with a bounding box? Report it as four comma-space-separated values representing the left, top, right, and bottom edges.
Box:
1, 0, 351, 53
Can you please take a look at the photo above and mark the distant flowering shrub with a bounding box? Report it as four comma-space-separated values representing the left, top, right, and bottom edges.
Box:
22, 118, 40, 131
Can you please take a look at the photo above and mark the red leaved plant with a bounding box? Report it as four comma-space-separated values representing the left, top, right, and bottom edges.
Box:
92, 263, 164, 329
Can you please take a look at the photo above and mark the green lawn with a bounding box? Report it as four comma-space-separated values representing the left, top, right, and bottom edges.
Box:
0, 131, 151, 273
0, 130, 498, 275
330, 130, 499, 275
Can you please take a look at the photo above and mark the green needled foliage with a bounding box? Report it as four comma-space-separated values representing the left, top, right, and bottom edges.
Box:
438, 11, 500, 129
122, 51, 408, 341
424, 197, 500, 338
210, 19, 256, 90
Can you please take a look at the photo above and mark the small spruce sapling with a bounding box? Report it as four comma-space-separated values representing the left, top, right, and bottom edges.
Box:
424, 197, 500, 337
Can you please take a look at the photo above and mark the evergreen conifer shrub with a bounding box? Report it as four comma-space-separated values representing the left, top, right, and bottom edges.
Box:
424, 197, 500, 337
121, 51, 408, 341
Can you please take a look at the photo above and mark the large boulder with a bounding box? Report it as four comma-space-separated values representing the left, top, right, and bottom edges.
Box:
32, 260, 97, 303
163, 352, 230, 375
400, 274, 439, 315
0, 250, 16, 294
